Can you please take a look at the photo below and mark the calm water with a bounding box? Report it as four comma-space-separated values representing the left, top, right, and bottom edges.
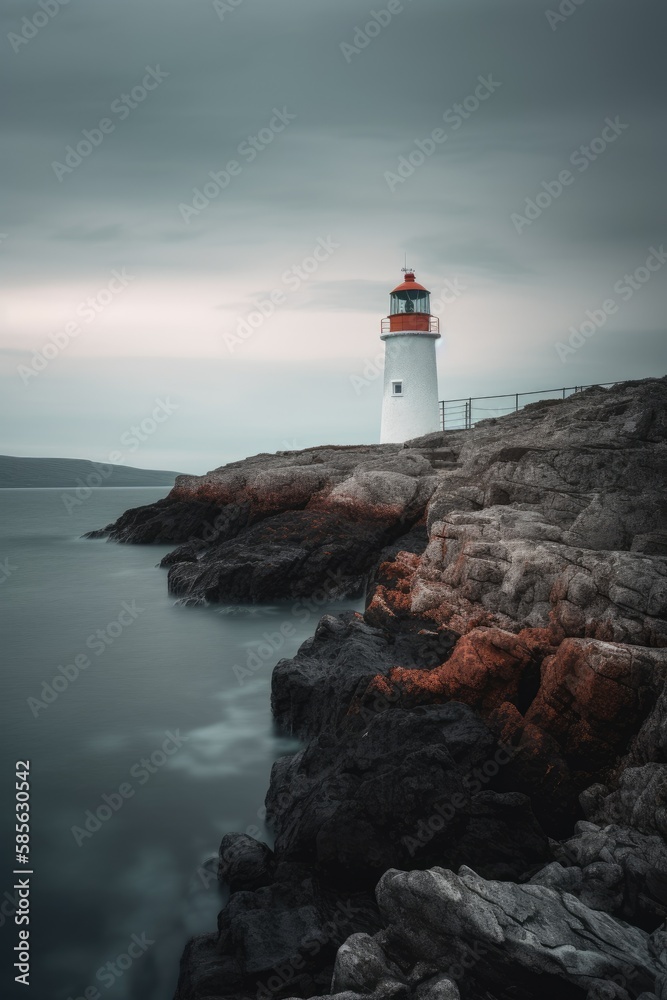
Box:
0, 489, 360, 1000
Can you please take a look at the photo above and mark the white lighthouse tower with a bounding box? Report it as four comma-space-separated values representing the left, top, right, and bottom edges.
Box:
380, 269, 441, 443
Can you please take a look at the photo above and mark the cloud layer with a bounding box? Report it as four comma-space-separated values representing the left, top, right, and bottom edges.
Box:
2, 0, 665, 470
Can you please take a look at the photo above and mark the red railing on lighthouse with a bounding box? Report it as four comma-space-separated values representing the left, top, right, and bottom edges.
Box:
381, 314, 440, 335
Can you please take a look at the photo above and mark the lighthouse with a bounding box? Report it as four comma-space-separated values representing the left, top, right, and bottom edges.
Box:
380, 269, 441, 443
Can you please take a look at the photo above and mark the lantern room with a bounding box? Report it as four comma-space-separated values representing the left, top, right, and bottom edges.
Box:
382, 270, 440, 335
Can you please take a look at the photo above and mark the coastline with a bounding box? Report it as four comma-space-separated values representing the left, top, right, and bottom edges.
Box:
90, 376, 667, 1000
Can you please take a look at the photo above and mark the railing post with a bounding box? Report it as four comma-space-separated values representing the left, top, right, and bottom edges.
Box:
515, 393, 519, 412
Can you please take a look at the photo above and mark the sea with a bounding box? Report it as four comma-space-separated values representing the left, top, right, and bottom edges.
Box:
0, 488, 360, 1000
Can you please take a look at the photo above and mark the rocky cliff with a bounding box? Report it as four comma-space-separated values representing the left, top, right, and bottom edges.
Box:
91, 377, 667, 1000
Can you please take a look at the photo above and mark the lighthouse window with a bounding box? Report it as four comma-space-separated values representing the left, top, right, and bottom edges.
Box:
390, 290, 430, 315
392, 381, 403, 396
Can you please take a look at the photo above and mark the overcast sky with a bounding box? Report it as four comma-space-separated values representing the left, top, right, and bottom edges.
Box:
1, 0, 664, 473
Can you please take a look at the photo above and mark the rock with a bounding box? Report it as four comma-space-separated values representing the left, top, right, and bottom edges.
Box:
85, 498, 232, 544
364, 548, 424, 628
331, 932, 401, 993
410, 379, 667, 645
218, 834, 275, 893
265, 704, 551, 883
148, 377, 667, 999
376, 865, 664, 997
622, 669, 667, 767
524, 640, 667, 772
216, 866, 380, 983
166, 509, 401, 603
547, 820, 667, 928
413, 516, 667, 646
89, 379, 667, 636
364, 625, 552, 715
272, 610, 458, 740
586, 983, 632, 1000
413, 975, 460, 1000
87, 445, 440, 605
173, 933, 243, 1000
580, 765, 667, 840
487, 700, 577, 838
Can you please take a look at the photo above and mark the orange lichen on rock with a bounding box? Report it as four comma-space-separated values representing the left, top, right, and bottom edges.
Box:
524, 637, 661, 767
365, 551, 420, 623
411, 578, 522, 636
365, 626, 557, 715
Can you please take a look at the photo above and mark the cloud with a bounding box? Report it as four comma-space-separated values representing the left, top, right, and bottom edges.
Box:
1, 0, 664, 467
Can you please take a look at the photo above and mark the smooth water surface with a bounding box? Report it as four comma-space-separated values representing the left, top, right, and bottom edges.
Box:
0, 488, 360, 999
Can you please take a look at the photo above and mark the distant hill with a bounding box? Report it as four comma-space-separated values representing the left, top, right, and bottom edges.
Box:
0, 455, 182, 489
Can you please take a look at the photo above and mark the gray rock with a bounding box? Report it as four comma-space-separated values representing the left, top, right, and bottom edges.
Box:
376, 865, 664, 996
411, 378, 667, 643
581, 766, 667, 841
547, 820, 667, 926
413, 974, 460, 999
586, 981, 631, 1000
218, 833, 275, 892
331, 932, 398, 993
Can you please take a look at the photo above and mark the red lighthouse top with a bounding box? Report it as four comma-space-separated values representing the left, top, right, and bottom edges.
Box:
389, 272, 429, 294
382, 269, 440, 336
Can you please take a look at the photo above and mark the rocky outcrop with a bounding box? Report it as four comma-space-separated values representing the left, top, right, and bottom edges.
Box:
374, 865, 666, 998
524, 640, 667, 772
270, 859, 667, 999
87, 446, 439, 602
265, 703, 551, 883
546, 820, 667, 929
88, 378, 667, 999
271, 610, 458, 740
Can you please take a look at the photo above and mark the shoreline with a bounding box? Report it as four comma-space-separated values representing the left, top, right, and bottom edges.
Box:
90, 376, 667, 1000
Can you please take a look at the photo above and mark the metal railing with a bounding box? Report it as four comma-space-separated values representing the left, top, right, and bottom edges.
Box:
439, 382, 618, 431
